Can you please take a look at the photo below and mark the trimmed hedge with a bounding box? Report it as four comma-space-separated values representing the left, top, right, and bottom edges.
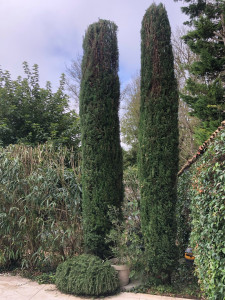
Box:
55, 254, 119, 296
177, 130, 225, 299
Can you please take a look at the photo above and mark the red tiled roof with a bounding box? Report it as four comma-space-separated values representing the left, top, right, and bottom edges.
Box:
178, 120, 225, 177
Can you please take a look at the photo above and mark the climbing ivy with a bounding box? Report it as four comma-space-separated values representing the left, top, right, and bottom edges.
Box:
177, 130, 225, 299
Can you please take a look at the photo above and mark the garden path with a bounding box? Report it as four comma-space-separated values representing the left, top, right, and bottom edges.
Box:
0, 274, 193, 300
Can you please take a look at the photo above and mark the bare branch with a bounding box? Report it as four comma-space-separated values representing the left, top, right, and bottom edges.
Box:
65, 54, 82, 104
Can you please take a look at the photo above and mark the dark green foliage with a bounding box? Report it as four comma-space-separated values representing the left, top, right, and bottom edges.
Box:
0, 62, 80, 151
55, 254, 119, 296
176, 170, 192, 258
182, 78, 224, 144
176, 0, 225, 143
130, 264, 201, 299
35, 272, 56, 284
178, 129, 225, 299
123, 148, 138, 169
139, 3, 179, 283
106, 166, 143, 277
79, 20, 123, 258
0, 143, 82, 269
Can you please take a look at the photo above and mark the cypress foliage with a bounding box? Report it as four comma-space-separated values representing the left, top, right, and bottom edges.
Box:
79, 20, 123, 258
139, 4, 179, 283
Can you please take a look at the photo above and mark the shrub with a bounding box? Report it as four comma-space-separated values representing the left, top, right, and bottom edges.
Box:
55, 254, 119, 296
0, 143, 82, 270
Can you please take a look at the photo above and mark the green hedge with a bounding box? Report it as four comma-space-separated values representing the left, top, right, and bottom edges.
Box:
177, 130, 225, 299
55, 254, 119, 296
0, 143, 82, 270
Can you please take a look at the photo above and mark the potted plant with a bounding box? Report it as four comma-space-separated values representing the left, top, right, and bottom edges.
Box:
106, 176, 143, 287
110, 258, 130, 287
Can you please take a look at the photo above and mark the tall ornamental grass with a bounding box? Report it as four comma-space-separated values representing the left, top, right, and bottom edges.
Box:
0, 143, 82, 270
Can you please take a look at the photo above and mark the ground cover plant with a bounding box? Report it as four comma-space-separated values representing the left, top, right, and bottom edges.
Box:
0, 143, 82, 270
55, 254, 119, 296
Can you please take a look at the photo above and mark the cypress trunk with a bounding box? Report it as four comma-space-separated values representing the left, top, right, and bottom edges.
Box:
139, 3, 179, 283
80, 19, 123, 258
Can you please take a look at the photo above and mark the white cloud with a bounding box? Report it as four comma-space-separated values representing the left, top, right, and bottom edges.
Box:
0, 0, 187, 91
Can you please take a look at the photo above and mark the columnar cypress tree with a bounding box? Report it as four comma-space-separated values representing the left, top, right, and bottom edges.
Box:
139, 4, 179, 283
79, 20, 123, 258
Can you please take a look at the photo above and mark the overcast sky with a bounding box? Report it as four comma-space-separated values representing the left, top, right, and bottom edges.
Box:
1, 0, 187, 96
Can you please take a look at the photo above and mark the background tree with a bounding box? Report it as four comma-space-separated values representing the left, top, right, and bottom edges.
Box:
120, 75, 140, 167
172, 27, 198, 91
79, 19, 123, 258
139, 3, 179, 283
65, 53, 82, 107
120, 74, 198, 169
0, 62, 80, 152
172, 27, 200, 166
174, 0, 225, 143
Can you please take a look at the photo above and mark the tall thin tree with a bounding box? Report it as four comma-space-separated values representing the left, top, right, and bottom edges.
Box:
79, 19, 123, 258
139, 3, 179, 283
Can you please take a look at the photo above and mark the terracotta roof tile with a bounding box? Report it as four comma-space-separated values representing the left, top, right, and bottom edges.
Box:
178, 120, 225, 177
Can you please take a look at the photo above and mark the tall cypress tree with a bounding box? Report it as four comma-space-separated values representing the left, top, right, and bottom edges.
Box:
79, 20, 123, 258
139, 4, 179, 283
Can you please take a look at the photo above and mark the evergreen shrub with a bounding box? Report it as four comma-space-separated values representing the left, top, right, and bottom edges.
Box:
55, 254, 119, 296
